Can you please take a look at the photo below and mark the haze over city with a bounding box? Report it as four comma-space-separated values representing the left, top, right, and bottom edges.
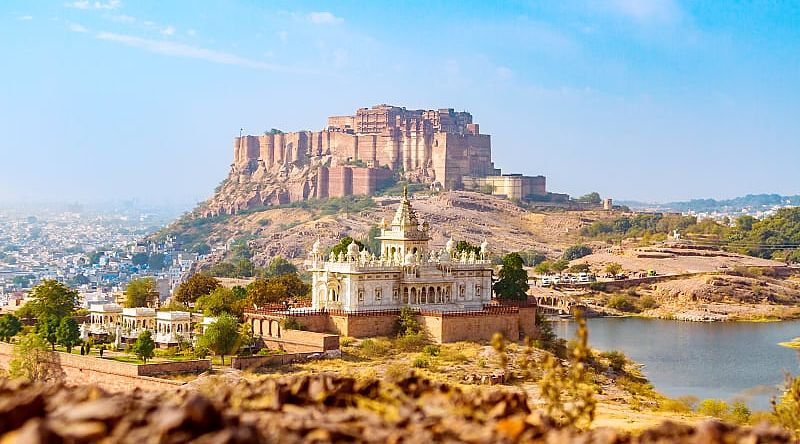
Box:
1, 0, 798, 206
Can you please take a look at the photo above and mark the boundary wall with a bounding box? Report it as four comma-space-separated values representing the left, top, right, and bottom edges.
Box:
0, 342, 208, 392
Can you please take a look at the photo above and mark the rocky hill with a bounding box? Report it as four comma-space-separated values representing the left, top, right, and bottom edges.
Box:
158, 190, 611, 269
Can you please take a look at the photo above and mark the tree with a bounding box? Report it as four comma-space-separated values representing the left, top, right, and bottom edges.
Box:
26, 279, 79, 321
246, 273, 311, 307
331, 236, 364, 256
534, 260, 552, 275
396, 306, 422, 336
125, 277, 158, 308
605, 262, 623, 276
563, 245, 592, 261
455, 240, 481, 256
196, 243, 211, 255
0, 314, 21, 341
197, 313, 241, 365
494, 252, 530, 301
575, 192, 602, 205
196, 287, 247, 319
174, 274, 221, 305
148, 253, 166, 271
56, 316, 80, 353
568, 263, 591, 274
8, 333, 64, 382
132, 330, 155, 364
37, 316, 60, 350
131, 252, 149, 267
261, 256, 297, 278
552, 259, 569, 275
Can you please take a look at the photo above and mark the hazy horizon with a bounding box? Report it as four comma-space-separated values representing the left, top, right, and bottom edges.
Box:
1, 1, 798, 204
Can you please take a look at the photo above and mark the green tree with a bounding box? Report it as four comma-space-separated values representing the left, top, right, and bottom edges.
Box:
56, 316, 80, 353
534, 260, 552, 275
563, 245, 592, 261
37, 316, 60, 350
196, 287, 247, 319
261, 256, 297, 278
197, 313, 241, 365
0, 314, 21, 341
174, 274, 221, 305
132, 330, 155, 364
396, 306, 421, 336
568, 263, 591, 274
8, 333, 65, 382
552, 259, 570, 275
246, 273, 310, 307
576, 192, 602, 205
331, 236, 365, 256
125, 277, 158, 308
147, 253, 166, 271
131, 252, 149, 266
26, 279, 79, 321
455, 240, 481, 255
494, 252, 530, 301
605, 262, 623, 276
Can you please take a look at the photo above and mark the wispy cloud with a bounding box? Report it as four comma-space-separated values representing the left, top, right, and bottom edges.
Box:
602, 0, 681, 23
66, 0, 121, 10
94, 31, 315, 74
160, 25, 175, 36
308, 11, 343, 25
17, 15, 33, 21
110, 14, 135, 23
69, 23, 89, 33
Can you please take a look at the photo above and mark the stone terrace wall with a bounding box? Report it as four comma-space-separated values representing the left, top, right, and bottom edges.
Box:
419, 309, 521, 343
230, 352, 319, 370
262, 330, 339, 353
329, 311, 398, 338
0, 342, 192, 393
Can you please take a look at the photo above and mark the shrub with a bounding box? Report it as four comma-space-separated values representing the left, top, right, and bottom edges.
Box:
659, 396, 696, 413
412, 357, 430, 368
697, 399, 729, 418
394, 332, 428, 352
589, 282, 607, 292
599, 351, 626, 373
280, 318, 307, 331
396, 306, 422, 336
729, 401, 752, 425
385, 363, 411, 381
339, 337, 355, 347
422, 344, 441, 356
637, 295, 660, 310
607, 295, 640, 313
359, 338, 391, 358
563, 245, 592, 261
774, 372, 800, 439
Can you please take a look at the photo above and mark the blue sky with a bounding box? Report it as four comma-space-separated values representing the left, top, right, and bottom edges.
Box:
1, 0, 798, 207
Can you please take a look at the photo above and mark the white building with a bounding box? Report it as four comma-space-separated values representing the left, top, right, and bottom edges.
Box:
308, 188, 493, 312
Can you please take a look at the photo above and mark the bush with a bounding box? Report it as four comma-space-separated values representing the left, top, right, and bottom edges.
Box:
607, 295, 640, 313
339, 337, 355, 347
637, 295, 660, 310
599, 351, 626, 373
589, 282, 607, 292
563, 245, 592, 261
394, 332, 428, 352
396, 306, 422, 337
697, 399, 729, 418
385, 363, 411, 381
359, 338, 391, 358
280, 318, 307, 331
659, 396, 697, 413
412, 357, 430, 368
422, 344, 441, 356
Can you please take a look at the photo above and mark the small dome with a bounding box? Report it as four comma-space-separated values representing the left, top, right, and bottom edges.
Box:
311, 239, 321, 254
347, 241, 360, 256
480, 239, 490, 255
445, 237, 455, 254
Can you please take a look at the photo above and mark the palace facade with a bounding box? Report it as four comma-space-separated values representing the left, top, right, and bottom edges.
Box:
308, 188, 493, 312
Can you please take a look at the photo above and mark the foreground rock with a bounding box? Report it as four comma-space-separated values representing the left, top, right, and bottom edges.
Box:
0, 374, 791, 443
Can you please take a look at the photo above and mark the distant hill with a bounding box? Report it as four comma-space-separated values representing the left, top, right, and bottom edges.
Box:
618, 194, 800, 213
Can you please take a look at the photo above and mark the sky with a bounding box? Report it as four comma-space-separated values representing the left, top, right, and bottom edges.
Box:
1, 0, 798, 208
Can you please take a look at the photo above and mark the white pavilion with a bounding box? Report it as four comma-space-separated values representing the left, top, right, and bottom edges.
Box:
308, 187, 494, 312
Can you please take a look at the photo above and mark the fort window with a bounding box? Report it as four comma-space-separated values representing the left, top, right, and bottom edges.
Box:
358, 289, 365, 302
375, 288, 382, 302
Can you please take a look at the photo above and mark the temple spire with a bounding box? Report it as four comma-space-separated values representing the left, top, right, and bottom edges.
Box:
403, 185, 408, 200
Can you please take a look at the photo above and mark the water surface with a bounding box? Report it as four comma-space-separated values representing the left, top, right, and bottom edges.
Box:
555, 318, 800, 410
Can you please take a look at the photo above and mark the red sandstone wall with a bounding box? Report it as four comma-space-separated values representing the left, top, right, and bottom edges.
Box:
329, 314, 397, 338
230, 352, 319, 370
419, 313, 520, 344
518, 307, 538, 339
0, 343, 185, 393
328, 167, 353, 197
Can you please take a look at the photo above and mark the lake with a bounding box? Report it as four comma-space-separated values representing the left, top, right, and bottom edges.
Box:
555, 318, 800, 410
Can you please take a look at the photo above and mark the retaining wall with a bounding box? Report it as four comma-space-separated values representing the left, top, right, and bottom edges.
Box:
230, 352, 319, 370
0, 342, 203, 392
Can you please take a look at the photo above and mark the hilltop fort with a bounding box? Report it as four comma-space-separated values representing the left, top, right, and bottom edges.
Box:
206, 105, 554, 215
